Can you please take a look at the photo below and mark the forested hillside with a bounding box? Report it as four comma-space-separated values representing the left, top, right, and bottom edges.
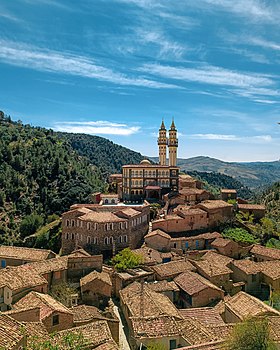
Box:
187, 171, 254, 199
259, 182, 280, 223
0, 112, 106, 245
60, 132, 145, 177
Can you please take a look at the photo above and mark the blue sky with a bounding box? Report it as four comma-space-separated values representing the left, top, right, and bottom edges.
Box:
0, 0, 280, 162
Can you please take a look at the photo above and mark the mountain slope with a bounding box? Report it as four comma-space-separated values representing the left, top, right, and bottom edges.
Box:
59, 132, 145, 177
177, 156, 280, 188
258, 182, 280, 223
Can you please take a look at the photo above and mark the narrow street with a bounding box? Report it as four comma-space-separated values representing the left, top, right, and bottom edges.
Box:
113, 304, 131, 350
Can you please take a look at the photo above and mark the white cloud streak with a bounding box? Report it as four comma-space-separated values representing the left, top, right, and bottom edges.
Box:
0, 40, 178, 89
191, 133, 273, 143
54, 121, 140, 136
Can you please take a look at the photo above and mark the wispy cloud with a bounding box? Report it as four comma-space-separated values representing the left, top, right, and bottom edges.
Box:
0, 40, 178, 89
53, 121, 140, 136
190, 133, 273, 143
141, 63, 273, 88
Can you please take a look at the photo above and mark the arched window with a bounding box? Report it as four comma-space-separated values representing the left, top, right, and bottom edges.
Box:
71, 233, 75, 240
94, 223, 98, 230
87, 236, 91, 244
87, 222, 91, 230
66, 220, 70, 227
119, 236, 122, 243
123, 235, 128, 243
93, 237, 98, 244
104, 199, 109, 204
131, 190, 134, 195
110, 236, 114, 244
104, 237, 109, 245
65, 233, 69, 239
71, 220, 75, 227
136, 190, 138, 195
111, 199, 115, 204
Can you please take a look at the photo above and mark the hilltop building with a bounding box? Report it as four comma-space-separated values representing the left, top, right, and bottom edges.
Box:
122, 120, 179, 202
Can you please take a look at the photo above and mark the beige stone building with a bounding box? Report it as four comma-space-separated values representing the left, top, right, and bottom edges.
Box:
122, 120, 179, 202
61, 202, 150, 256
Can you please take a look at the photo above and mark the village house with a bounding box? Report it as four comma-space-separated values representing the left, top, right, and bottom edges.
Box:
71, 304, 119, 344
174, 271, 224, 308
61, 202, 150, 256
168, 188, 211, 206
151, 259, 196, 281
170, 232, 222, 253
0, 245, 56, 269
179, 174, 203, 190
179, 307, 225, 327
220, 189, 237, 202
113, 267, 154, 297
237, 203, 266, 220
221, 291, 280, 323
230, 259, 261, 295
210, 237, 240, 258
147, 280, 180, 303
250, 244, 280, 262
195, 200, 233, 228
152, 207, 209, 234
259, 260, 280, 291
80, 270, 112, 308
131, 246, 163, 265
144, 229, 172, 252
13, 291, 74, 332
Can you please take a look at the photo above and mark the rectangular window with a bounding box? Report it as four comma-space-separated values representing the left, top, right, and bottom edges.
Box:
1, 260, 6, 268
52, 314, 59, 326
170, 340, 176, 350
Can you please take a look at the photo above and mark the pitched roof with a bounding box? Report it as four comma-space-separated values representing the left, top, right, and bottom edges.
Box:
202, 251, 233, 266
225, 291, 280, 320
145, 229, 171, 240
0, 314, 25, 350
0, 265, 47, 291
80, 211, 126, 223
250, 244, 280, 260
23, 321, 49, 347
68, 248, 91, 257
192, 259, 232, 277
14, 291, 72, 320
238, 204, 265, 210
197, 200, 233, 209
179, 307, 225, 326
232, 259, 261, 275
151, 259, 195, 279
174, 271, 223, 295
211, 237, 235, 248
120, 282, 182, 319
147, 280, 180, 293
80, 270, 112, 287
221, 189, 237, 194
131, 315, 181, 338
259, 260, 280, 280
72, 305, 107, 324
0, 245, 55, 261
132, 247, 162, 264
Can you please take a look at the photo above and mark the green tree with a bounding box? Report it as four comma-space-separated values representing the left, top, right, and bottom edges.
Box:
19, 213, 44, 238
227, 317, 277, 350
111, 248, 144, 271
222, 227, 258, 244
50, 282, 78, 307
27, 332, 86, 349
146, 342, 167, 350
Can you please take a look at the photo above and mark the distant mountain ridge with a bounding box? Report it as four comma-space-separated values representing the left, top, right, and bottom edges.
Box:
150, 156, 280, 188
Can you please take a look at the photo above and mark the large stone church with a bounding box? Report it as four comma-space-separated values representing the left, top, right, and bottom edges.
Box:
122, 120, 179, 202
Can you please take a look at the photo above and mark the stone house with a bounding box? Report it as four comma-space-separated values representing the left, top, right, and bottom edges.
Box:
131, 246, 163, 265
220, 189, 237, 202
222, 291, 280, 323
174, 271, 224, 308
250, 244, 280, 262
80, 270, 112, 308
144, 229, 172, 252
210, 237, 240, 258
113, 267, 154, 297
179, 174, 203, 190
61, 202, 150, 256
238, 204, 265, 220
169, 188, 210, 206
195, 200, 233, 228
13, 291, 74, 332
152, 208, 209, 234
147, 280, 180, 303
230, 260, 261, 295
0, 245, 56, 269
71, 304, 119, 344
151, 259, 196, 281
170, 232, 222, 253
260, 260, 280, 292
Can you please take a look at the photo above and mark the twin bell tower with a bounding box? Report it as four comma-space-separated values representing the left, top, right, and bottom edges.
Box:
157, 119, 178, 167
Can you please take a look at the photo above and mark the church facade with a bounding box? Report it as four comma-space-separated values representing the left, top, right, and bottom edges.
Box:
122, 120, 179, 202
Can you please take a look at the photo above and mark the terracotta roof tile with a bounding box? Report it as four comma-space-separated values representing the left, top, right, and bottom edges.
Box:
202, 251, 233, 266
131, 315, 180, 338
174, 271, 223, 295
192, 259, 232, 277
147, 280, 180, 293
145, 229, 171, 240
80, 211, 126, 223
197, 200, 233, 209
80, 270, 112, 287
251, 244, 280, 260
179, 307, 225, 326
151, 259, 195, 279
72, 305, 106, 323
232, 259, 261, 274
0, 314, 25, 350
14, 291, 72, 320
211, 238, 234, 248
238, 204, 265, 210
0, 245, 55, 261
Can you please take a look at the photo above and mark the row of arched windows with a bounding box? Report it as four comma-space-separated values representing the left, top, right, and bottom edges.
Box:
66, 220, 128, 231
64, 233, 128, 244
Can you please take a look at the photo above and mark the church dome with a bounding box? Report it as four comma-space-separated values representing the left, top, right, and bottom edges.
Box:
140, 159, 151, 165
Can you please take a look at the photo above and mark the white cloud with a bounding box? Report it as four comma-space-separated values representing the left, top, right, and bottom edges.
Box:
0, 40, 178, 89
190, 133, 273, 143
141, 63, 274, 88
53, 121, 140, 136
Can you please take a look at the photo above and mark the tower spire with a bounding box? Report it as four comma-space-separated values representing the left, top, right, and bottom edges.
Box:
158, 119, 168, 165
168, 119, 178, 166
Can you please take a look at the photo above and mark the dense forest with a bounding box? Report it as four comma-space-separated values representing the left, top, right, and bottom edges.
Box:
60, 132, 145, 177
187, 171, 254, 200
0, 112, 106, 245
258, 181, 280, 223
